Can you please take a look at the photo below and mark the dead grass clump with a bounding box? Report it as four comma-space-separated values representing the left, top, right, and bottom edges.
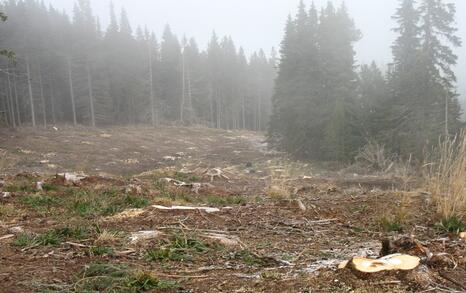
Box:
0, 148, 19, 171
356, 141, 395, 172
425, 132, 466, 224
96, 230, 122, 245
265, 167, 292, 199
377, 192, 412, 233
0, 204, 25, 220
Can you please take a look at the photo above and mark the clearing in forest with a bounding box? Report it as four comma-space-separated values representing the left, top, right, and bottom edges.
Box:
0, 127, 464, 292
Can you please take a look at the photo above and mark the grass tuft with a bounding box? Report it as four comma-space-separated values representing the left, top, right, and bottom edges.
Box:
89, 246, 114, 257
232, 250, 267, 267
68, 188, 150, 217
22, 195, 60, 212
146, 234, 209, 262
13, 226, 91, 247
75, 263, 179, 291
426, 132, 466, 222
436, 216, 465, 233
378, 216, 404, 233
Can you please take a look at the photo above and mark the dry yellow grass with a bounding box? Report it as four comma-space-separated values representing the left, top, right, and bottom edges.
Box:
96, 230, 121, 245
426, 132, 466, 221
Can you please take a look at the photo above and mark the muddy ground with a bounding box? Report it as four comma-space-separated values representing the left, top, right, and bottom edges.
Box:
0, 126, 464, 293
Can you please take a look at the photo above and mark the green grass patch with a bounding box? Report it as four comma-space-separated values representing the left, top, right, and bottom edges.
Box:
42, 183, 59, 192
205, 195, 247, 206
4, 183, 35, 193
436, 217, 465, 233
21, 195, 61, 214
232, 250, 267, 267
22, 195, 59, 208
378, 216, 404, 233
55, 226, 90, 240
75, 263, 179, 292
147, 234, 209, 263
174, 172, 201, 183
155, 179, 248, 207
13, 233, 36, 247
68, 188, 150, 217
89, 246, 114, 257
13, 226, 91, 247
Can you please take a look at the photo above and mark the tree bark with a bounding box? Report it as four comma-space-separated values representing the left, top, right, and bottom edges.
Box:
50, 83, 56, 125
12, 68, 21, 126
38, 64, 47, 128
216, 90, 221, 129
257, 87, 262, 131
180, 48, 186, 123
6, 68, 16, 128
148, 41, 157, 127
86, 62, 96, 127
186, 65, 193, 124
241, 94, 246, 129
26, 57, 36, 127
209, 83, 214, 128
2, 87, 8, 125
67, 57, 77, 126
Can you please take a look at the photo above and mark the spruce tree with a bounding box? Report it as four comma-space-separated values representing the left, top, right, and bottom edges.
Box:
418, 0, 462, 138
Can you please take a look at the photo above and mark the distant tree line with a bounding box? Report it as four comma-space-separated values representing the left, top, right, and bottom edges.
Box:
268, 0, 463, 160
0, 0, 276, 130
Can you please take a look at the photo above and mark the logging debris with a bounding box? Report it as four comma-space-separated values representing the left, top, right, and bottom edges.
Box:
339, 253, 420, 273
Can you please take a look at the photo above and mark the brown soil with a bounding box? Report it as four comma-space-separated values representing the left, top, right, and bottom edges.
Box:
0, 126, 464, 293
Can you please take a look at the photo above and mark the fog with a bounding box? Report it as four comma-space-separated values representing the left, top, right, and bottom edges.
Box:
45, 0, 466, 100
2, 1, 466, 286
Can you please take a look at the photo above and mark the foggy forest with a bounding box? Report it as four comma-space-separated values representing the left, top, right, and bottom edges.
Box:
0, 0, 465, 292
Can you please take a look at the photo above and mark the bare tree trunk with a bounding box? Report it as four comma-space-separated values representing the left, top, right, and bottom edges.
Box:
38, 64, 47, 128
6, 68, 16, 128
186, 67, 193, 124
2, 88, 8, 126
67, 57, 77, 126
50, 84, 56, 125
180, 48, 186, 123
26, 57, 36, 127
12, 68, 21, 126
241, 94, 246, 129
148, 41, 157, 127
216, 90, 221, 129
86, 63, 96, 127
129, 94, 135, 125
257, 88, 262, 131
5, 81, 12, 127
209, 83, 214, 128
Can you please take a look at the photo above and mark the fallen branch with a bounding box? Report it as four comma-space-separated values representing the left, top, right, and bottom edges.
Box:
0, 234, 15, 241
306, 218, 338, 225
152, 205, 220, 213
204, 168, 230, 182
65, 242, 90, 248
156, 273, 209, 279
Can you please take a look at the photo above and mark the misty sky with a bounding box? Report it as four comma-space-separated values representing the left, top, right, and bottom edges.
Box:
45, 0, 466, 99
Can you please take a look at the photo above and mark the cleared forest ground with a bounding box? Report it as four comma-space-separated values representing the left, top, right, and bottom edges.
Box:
0, 126, 465, 293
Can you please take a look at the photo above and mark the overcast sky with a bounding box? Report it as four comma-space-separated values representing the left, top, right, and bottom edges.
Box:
45, 0, 466, 99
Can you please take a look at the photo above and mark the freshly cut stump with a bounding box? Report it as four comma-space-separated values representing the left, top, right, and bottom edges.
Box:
340, 254, 421, 278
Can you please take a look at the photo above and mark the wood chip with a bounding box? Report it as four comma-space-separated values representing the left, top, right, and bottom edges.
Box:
0, 234, 15, 241
152, 205, 220, 213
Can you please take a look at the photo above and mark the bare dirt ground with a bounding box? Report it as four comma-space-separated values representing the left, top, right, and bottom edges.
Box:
0, 126, 465, 293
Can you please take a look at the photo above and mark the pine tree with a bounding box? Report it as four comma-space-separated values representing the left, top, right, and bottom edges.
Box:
0, 0, 275, 131
358, 62, 388, 139
418, 0, 462, 138
160, 25, 182, 121
385, 0, 462, 156
385, 0, 424, 154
